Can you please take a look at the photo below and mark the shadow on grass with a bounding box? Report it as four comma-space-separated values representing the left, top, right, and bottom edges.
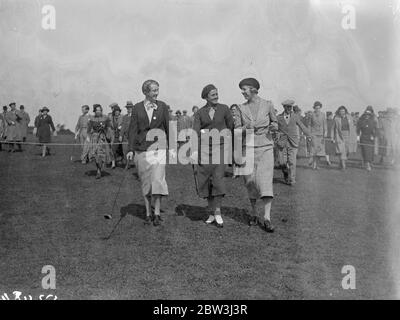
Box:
175, 204, 252, 225
85, 170, 111, 177
119, 203, 165, 221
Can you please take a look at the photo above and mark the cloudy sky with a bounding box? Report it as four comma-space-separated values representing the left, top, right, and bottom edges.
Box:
0, 0, 399, 129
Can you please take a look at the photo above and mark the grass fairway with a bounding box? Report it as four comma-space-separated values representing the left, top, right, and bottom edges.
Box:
0, 134, 397, 299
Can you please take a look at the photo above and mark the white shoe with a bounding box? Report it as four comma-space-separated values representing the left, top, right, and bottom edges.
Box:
205, 215, 215, 224
215, 215, 224, 227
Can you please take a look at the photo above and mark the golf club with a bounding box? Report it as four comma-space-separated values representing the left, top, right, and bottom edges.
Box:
104, 172, 128, 220
104, 214, 124, 240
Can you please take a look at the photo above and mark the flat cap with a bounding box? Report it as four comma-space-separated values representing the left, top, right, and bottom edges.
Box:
282, 99, 295, 106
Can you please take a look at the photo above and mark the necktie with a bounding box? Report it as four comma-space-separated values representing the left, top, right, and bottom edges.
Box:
209, 106, 215, 120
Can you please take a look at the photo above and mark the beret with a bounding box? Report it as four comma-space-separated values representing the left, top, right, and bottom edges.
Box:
282, 99, 295, 106
9, 102, 16, 106
113, 105, 121, 112
239, 78, 260, 90
109, 102, 119, 109
42, 107, 49, 112
82, 105, 89, 109
313, 101, 322, 108
201, 84, 217, 99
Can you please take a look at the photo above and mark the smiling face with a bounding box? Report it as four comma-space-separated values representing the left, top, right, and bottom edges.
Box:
206, 89, 219, 105
241, 85, 256, 101
146, 83, 159, 102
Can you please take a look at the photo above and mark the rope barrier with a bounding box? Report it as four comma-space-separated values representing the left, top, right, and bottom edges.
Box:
0, 139, 398, 149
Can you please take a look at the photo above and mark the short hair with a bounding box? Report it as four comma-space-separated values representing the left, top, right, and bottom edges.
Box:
93, 104, 102, 113
192, 105, 199, 112
82, 105, 90, 111
336, 105, 348, 116
3, 106, 8, 111
20, 105, 25, 109
142, 80, 159, 95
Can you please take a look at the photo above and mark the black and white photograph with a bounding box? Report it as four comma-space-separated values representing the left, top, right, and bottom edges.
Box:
1, 0, 400, 306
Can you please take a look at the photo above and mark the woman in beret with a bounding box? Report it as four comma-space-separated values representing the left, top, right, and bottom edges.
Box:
87, 104, 114, 179
35, 107, 56, 157
333, 106, 357, 170
231, 78, 278, 232
310, 101, 326, 170
191, 84, 234, 228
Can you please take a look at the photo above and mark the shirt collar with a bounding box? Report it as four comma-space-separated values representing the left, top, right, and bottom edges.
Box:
207, 102, 218, 109
144, 99, 158, 110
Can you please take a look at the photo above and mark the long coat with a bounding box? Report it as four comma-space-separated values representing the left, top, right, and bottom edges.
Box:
36, 115, 56, 143
334, 114, 357, 154
18, 111, 30, 139
5, 110, 23, 141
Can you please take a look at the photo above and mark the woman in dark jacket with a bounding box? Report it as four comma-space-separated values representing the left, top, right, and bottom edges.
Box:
357, 108, 377, 171
36, 107, 56, 157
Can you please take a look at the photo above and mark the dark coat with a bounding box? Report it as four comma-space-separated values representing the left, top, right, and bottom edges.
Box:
128, 100, 170, 152
36, 115, 55, 143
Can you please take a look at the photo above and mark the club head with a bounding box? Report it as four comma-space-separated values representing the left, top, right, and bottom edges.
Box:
104, 214, 112, 220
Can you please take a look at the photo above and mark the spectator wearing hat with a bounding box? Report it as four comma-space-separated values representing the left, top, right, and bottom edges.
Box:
119, 101, 135, 168
75, 105, 91, 164
5, 102, 24, 152
357, 108, 377, 171
232, 78, 279, 232
333, 106, 357, 170
309, 101, 327, 170
87, 104, 114, 178
276, 99, 311, 185
191, 84, 234, 228
127, 80, 176, 227
110, 104, 123, 169
35, 107, 56, 157
325, 111, 335, 166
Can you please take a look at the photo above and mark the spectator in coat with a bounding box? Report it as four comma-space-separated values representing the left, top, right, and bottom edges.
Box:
18, 105, 30, 144
75, 105, 91, 164
276, 100, 311, 185
357, 108, 377, 171
333, 106, 357, 170
119, 101, 134, 168
35, 107, 56, 157
5, 102, 23, 152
